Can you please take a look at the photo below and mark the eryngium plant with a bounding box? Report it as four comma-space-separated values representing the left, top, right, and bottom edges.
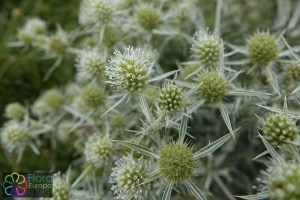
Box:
2, 0, 300, 200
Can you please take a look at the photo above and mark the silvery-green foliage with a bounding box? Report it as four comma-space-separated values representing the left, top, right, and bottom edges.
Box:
2, 0, 300, 200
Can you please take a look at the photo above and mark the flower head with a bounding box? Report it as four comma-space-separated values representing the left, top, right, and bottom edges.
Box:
110, 155, 149, 200
5, 103, 25, 120
84, 135, 114, 168
76, 48, 106, 78
1, 123, 30, 153
41, 89, 65, 112
159, 142, 196, 182
81, 85, 106, 108
106, 46, 152, 93
159, 84, 185, 112
263, 114, 298, 146
191, 30, 221, 66
90, 0, 113, 24
268, 162, 300, 200
198, 71, 228, 102
247, 32, 279, 65
137, 6, 161, 31
52, 173, 70, 200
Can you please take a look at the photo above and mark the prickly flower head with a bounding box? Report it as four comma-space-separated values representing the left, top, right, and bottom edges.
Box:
268, 163, 300, 200
1, 123, 30, 153
198, 71, 228, 102
191, 30, 221, 66
89, 0, 112, 24
51, 173, 70, 200
23, 18, 46, 35
76, 48, 106, 78
5, 103, 26, 120
84, 135, 113, 168
81, 85, 106, 108
137, 6, 161, 31
110, 155, 149, 200
159, 142, 196, 182
247, 32, 279, 65
159, 84, 185, 112
41, 89, 65, 112
106, 46, 152, 93
263, 114, 297, 146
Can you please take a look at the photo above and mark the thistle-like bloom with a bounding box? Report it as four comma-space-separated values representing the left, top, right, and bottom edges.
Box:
106, 46, 153, 93
89, 0, 113, 24
137, 6, 161, 31
110, 155, 149, 200
76, 48, 106, 78
247, 32, 279, 65
0, 123, 30, 153
17, 17, 46, 45
159, 142, 196, 182
117, 114, 233, 199
263, 114, 298, 146
50, 173, 71, 200
191, 30, 221, 66
47, 31, 69, 56
81, 85, 106, 108
84, 135, 113, 168
198, 71, 228, 102
159, 84, 185, 112
41, 89, 65, 112
268, 163, 300, 200
5, 103, 26, 120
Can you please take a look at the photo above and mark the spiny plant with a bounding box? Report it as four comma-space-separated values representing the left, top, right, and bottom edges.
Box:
2, 0, 300, 200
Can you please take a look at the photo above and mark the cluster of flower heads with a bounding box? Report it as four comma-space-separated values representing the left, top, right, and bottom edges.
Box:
3, 0, 300, 200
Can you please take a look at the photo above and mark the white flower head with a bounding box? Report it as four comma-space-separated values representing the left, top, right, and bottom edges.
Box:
23, 17, 46, 35
106, 46, 153, 94
51, 172, 71, 200
84, 135, 114, 168
0, 122, 30, 153
110, 154, 149, 200
76, 48, 106, 78
191, 30, 221, 66
83, 0, 113, 25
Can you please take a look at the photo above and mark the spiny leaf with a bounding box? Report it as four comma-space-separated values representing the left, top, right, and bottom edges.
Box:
114, 140, 159, 159
194, 132, 233, 159
185, 179, 207, 200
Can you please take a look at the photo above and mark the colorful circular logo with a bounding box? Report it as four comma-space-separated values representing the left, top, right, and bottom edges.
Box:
3, 172, 28, 198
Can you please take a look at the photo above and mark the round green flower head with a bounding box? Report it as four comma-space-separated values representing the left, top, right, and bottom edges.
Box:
48, 33, 68, 55
90, 0, 112, 24
5, 103, 25, 120
268, 163, 300, 200
18, 30, 33, 44
191, 30, 221, 66
137, 7, 161, 31
285, 62, 300, 81
110, 155, 149, 200
247, 32, 279, 65
84, 135, 113, 168
198, 71, 228, 102
159, 84, 184, 112
106, 46, 152, 93
76, 48, 106, 78
159, 143, 196, 182
1, 123, 30, 152
263, 114, 298, 146
51, 173, 70, 200
41, 89, 65, 112
81, 85, 106, 108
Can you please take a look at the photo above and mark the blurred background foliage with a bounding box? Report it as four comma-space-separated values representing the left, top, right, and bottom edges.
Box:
0, 0, 78, 124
